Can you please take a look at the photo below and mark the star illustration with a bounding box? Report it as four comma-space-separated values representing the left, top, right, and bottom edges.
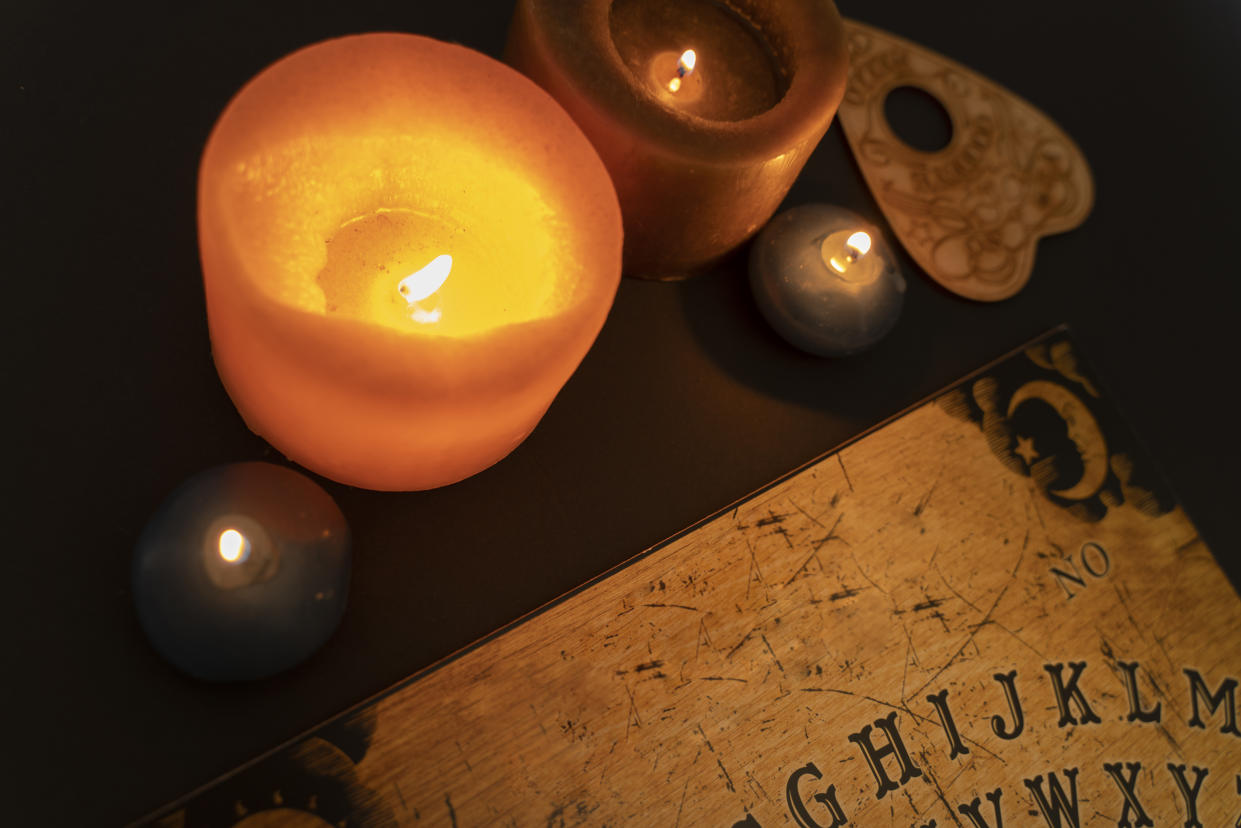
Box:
1014, 435, 1039, 465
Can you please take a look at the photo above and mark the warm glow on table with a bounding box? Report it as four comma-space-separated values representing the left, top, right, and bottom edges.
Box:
199, 34, 622, 490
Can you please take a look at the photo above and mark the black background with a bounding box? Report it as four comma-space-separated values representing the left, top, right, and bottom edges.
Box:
6, 2, 1240, 825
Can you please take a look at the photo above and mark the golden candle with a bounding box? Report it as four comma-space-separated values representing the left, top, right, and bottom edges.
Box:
505, 0, 848, 278
198, 34, 622, 490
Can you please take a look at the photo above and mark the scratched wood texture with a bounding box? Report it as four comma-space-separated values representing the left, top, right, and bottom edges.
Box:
150, 333, 1241, 827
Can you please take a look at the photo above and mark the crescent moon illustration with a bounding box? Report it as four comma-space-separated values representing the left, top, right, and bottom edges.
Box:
1007, 380, 1108, 500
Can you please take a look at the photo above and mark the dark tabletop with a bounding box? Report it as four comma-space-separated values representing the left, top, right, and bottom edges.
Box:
6, 1, 1240, 825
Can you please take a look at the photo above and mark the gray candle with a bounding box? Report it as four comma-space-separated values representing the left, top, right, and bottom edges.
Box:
750, 204, 905, 357
133, 462, 350, 681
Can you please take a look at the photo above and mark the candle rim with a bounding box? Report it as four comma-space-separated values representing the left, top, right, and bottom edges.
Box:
199, 32, 623, 359
514, 0, 849, 164
211, 270, 610, 397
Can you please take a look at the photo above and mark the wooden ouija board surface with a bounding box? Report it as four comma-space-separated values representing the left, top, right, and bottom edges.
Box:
146, 329, 1241, 828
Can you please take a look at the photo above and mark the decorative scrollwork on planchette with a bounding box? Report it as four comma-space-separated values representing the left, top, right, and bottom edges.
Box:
837, 20, 1095, 301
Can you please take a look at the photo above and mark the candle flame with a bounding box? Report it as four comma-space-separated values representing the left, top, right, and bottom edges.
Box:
846, 231, 872, 258
398, 254, 453, 304
827, 230, 875, 275
668, 49, 697, 93
679, 49, 697, 76
218, 528, 250, 564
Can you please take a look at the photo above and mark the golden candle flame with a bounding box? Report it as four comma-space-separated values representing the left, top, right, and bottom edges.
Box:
846, 231, 872, 258
679, 49, 697, 76
218, 528, 249, 563
826, 230, 875, 276
398, 254, 453, 304
668, 49, 697, 93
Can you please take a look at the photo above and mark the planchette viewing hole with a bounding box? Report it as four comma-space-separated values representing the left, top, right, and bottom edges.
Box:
883, 85, 954, 153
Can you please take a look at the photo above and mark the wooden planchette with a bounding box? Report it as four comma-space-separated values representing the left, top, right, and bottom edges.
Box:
837, 20, 1094, 301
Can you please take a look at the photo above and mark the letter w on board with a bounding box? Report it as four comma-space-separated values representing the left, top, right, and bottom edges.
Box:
1024, 768, 1081, 828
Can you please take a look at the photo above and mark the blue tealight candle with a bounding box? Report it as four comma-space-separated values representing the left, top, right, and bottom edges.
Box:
133, 462, 350, 681
750, 204, 906, 357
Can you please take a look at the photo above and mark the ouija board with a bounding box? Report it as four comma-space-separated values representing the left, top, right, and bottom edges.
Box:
144, 329, 1241, 827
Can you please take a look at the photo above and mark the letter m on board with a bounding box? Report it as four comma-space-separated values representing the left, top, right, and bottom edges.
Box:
1024, 768, 1081, 828
1184, 667, 1241, 737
